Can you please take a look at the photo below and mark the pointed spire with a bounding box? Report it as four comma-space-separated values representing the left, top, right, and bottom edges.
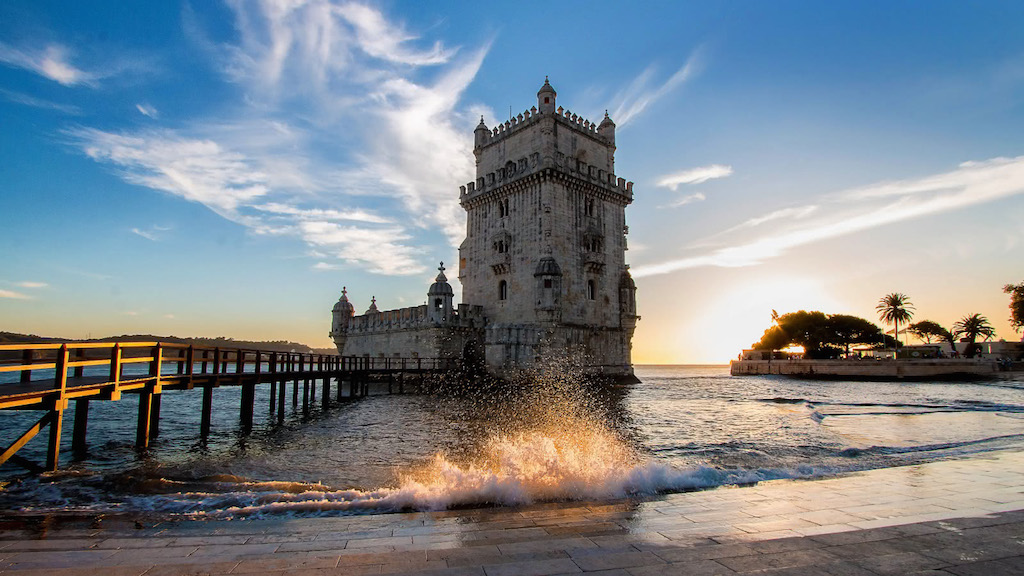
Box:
435, 261, 448, 282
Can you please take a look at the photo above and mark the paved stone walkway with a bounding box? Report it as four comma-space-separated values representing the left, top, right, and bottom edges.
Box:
1, 450, 1023, 575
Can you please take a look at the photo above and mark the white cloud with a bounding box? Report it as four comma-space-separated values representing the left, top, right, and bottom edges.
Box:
164, 314, 175, 319
634, 155, 1024, 278
255, 202, 392, 224
136, 103, 159, 118
69, 128, 270, 218
15, 281, 48, 289
656, 164, 733, 190
666, 192, 706, 208
300, 221, 424, 275
727, 206, 819, 232
131, 227, 159, 241
0, 42, 98, 86
611, 46, 703, 127
0, 289, 31, 299
0, 88, 80, 114
72, 2, 490, 276
335, 3, 455, 65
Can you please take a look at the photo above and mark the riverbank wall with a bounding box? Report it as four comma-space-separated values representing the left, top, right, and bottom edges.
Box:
730, 358, 1020, 379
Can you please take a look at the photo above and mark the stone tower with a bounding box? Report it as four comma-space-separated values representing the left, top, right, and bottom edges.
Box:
458, 78, 638, 378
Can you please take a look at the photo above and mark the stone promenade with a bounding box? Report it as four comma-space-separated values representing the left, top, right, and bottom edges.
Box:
2, 450, 1023, 575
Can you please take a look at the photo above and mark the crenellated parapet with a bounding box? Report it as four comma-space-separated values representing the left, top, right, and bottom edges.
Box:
459, 155, 633, 207
473, 105, 616, 151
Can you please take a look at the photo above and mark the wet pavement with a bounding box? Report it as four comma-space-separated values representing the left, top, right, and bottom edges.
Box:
1, 450, 1023, 575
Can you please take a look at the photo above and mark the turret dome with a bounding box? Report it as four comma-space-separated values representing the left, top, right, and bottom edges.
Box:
534, 257, 563, 277
428, 262, 454, 296
332, 287, 355, 316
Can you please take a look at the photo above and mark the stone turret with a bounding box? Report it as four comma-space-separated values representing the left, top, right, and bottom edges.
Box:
428, 262, 454, 323
598, 110, 616, 146
330, 287, 355, 353
366, 297, 379, 315
537, 76, 556, 115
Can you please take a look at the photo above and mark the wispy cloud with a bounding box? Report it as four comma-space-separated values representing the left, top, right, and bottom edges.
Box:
72, 1, 487, 276
611, 46, 704, 126
656, 164, 733, 190
0, 88, 80, 114
0, 289, 31, 300
70, 128, 270, 217
666, 192, 706, 208
0, 42, 99, 86
634, 155, 1024, 278
725, 206, 819, 232
136, 103, 159, 118
130, 227, 160, 241
14, 281, 48, 289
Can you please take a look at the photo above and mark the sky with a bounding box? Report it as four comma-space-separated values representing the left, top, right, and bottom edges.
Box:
1, 1, 1022, 364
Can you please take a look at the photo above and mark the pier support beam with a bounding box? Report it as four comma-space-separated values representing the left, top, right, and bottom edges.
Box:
136, 390, 153, 448
72, 399, 89, 455
200, 386, 213, 437
240, 383, 255, 430
150, 394, 161, 438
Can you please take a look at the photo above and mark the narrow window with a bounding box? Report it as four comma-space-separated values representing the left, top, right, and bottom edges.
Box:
544, 279, 552, 289
585, 198, 595, 216
499, 280, 508, 301
544, 97, 550, 104
587, 280, 595, 300
434, 298, 442, 309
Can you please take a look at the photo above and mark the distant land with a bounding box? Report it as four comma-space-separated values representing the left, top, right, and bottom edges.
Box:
0, 331, 338, 355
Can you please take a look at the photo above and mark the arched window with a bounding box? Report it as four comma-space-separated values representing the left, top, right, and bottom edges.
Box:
585, 198, 595, 216
499, 280, 508, 301
587, 280, 595, 300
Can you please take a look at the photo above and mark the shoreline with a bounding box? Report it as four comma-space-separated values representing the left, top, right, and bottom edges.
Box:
1, 449, 1022, 574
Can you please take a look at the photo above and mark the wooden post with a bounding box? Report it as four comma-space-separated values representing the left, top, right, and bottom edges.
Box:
73, 348, 85, 379
270, 352, 278, 413
20, 349, 32, 384
150, 394, 161, 438
302, 353, 310, 412
136, 389, 152, 448
292, 355, 299, 408
72, 399, 89, 455
201, 385, 213, 437
46, 345, 69, 471
185, 345, 195, 388
240, 351, 254, 431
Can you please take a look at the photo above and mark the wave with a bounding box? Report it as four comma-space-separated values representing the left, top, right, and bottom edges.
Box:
1, 429, 838, 520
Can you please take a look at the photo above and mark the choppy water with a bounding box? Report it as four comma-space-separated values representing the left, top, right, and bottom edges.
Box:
1, 365, 1022, 519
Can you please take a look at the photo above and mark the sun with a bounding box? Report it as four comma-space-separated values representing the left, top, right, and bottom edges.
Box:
684, 275, 845, 364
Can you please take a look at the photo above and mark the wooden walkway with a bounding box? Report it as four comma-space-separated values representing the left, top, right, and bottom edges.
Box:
0, 342, 458, 473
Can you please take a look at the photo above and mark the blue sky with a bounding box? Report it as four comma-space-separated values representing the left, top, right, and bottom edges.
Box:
2, 1, 1022, 362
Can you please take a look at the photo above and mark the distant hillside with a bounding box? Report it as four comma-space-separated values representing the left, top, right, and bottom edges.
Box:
0, 331, 337, 355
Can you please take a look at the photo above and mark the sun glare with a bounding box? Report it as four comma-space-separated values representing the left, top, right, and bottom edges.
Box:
687, 276, 843, 363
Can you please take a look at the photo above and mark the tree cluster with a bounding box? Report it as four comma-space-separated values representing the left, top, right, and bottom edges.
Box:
1005, 282, 1024, 332
751, 311, 890, 359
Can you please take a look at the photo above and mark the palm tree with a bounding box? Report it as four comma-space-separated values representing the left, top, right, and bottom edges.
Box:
953, 313, 996, 358
876, 293, 915, 353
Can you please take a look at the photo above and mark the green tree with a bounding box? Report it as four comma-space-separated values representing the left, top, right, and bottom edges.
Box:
908, 320, 956, 350
953, 313, 996, 358
753, 325, 790, 352
876, 293, 914, 350
1004, 282, 1024, 332
826, 314, 884, 356
751, 311, 882, 359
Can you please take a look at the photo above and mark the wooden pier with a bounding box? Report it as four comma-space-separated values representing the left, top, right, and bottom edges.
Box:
0, 342, 457, 473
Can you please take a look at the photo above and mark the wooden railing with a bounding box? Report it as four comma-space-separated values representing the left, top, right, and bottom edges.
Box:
0, 342, 459, 473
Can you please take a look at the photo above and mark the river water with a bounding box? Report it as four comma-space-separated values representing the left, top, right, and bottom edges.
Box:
1, 365, 1023, 519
